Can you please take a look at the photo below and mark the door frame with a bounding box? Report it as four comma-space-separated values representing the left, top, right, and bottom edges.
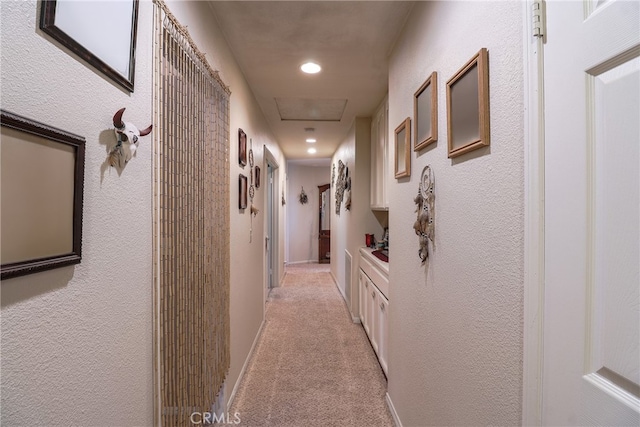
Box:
263, 146, 280, 303
522, 0, 545, 425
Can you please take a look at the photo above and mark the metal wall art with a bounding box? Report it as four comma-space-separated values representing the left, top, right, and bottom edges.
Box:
110, 107, 152, 169
331, 163, 335, 186
413, 165, 435, 264
344, 166, 352, 211
334, 160, 346, 214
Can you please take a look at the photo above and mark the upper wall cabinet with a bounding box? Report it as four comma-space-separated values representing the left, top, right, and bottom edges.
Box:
370, 98, 389, 210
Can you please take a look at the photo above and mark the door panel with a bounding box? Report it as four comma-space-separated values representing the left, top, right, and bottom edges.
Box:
543, 0, 640, 424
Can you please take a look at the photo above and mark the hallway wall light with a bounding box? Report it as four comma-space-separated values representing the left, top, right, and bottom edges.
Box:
301, 62, 321, 74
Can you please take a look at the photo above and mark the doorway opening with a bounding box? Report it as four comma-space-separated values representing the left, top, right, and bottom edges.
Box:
318, 183, 331, 263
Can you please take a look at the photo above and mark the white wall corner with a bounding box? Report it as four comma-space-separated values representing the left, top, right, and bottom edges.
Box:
227, 320, 265, 409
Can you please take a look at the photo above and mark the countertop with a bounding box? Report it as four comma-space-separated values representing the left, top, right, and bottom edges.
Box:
359, 247, 389, 276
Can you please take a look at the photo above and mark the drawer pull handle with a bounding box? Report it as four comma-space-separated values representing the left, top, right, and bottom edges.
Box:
372, 291, 376, 298
380, 302, 385, 311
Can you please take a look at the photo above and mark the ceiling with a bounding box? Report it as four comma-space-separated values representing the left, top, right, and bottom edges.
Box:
208, 1, 415, 161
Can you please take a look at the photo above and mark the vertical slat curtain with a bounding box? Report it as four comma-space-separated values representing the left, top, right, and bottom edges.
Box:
153, 1, 231, 425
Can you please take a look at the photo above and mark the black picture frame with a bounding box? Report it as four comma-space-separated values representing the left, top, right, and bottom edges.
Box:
238, 128, 247, 166
255, 166, 261, 188
39, 0, 140, 93
1, 110, 86, 280
239, 174, 248, 209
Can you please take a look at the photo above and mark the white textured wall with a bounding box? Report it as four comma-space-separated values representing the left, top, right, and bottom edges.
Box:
166, 0, 286, 408
1, 1, 286, 424
386, 2, 524, 425
0, 1, 154, 425
330, 118, 382, 310
286, 163, 330, 264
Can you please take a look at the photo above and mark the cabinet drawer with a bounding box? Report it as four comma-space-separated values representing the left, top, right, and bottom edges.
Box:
359, 255, 389, 299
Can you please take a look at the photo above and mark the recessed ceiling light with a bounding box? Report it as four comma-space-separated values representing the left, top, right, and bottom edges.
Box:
306, 138, 316, 143
307, 148, 317, 154
300, 62, 321, 74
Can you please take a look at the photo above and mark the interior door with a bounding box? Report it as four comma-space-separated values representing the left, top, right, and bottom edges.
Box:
543, 0, 640, 424
318, 184, 331, 263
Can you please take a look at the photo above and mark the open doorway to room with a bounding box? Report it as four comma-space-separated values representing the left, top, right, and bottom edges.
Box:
284, 160, 332, 266
318, 183, 331, 263
264, 147, 279, 302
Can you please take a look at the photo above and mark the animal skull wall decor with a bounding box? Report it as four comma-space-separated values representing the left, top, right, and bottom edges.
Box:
109, 107, 152, 168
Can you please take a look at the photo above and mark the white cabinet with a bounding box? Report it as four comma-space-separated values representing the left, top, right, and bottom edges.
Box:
358, 248, 389, 376
376, 289, 389, 374
370, 97, 389, 210
367, 277, 378, 354
358, 270, 370, 336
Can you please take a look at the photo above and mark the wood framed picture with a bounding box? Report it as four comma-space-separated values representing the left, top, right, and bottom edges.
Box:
255, 166, 261, 188
239, 174, 248, 209
446, 48, 490, 158
238, 128, 247, 166
414, 71, 438, 151
40, 0, 139, 93
394, 117, 411, 179
1, 110, 86, 279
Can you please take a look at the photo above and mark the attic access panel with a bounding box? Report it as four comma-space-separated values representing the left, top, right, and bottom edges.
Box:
275, 98, 347, 121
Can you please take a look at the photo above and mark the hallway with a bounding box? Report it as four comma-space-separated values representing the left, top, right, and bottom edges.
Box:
230, 264, 392, 426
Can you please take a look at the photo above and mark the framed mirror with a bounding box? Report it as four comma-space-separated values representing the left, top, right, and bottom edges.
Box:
446, 48, 490, 158
414, 72, 438, 151
394, 117, 411, 179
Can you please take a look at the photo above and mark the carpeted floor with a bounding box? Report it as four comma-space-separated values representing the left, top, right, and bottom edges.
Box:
229, 263, 393, 426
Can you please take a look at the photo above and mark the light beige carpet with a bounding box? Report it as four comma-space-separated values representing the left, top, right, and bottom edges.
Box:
229, 263, 393, 426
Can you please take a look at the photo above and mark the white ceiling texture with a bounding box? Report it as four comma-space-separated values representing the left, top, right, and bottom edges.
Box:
208, 1, 415, 164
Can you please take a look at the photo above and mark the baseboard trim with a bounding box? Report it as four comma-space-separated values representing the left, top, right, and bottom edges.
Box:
330, 271, 347, 301
351, 315, 361, 324
386, 392, 403, 427
286, 260, 316, 265
226, 320, 265, 409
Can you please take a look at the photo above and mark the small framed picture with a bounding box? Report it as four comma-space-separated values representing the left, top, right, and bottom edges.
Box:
414, 71, 438, 151
255, 166, 261, 188
446, 48, 490, 158
239, 174, 248, 209
394, 117, 411, 179
238, 128, 247, 166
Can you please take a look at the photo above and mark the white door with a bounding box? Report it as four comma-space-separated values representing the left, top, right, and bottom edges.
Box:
543, 0, 640, 424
